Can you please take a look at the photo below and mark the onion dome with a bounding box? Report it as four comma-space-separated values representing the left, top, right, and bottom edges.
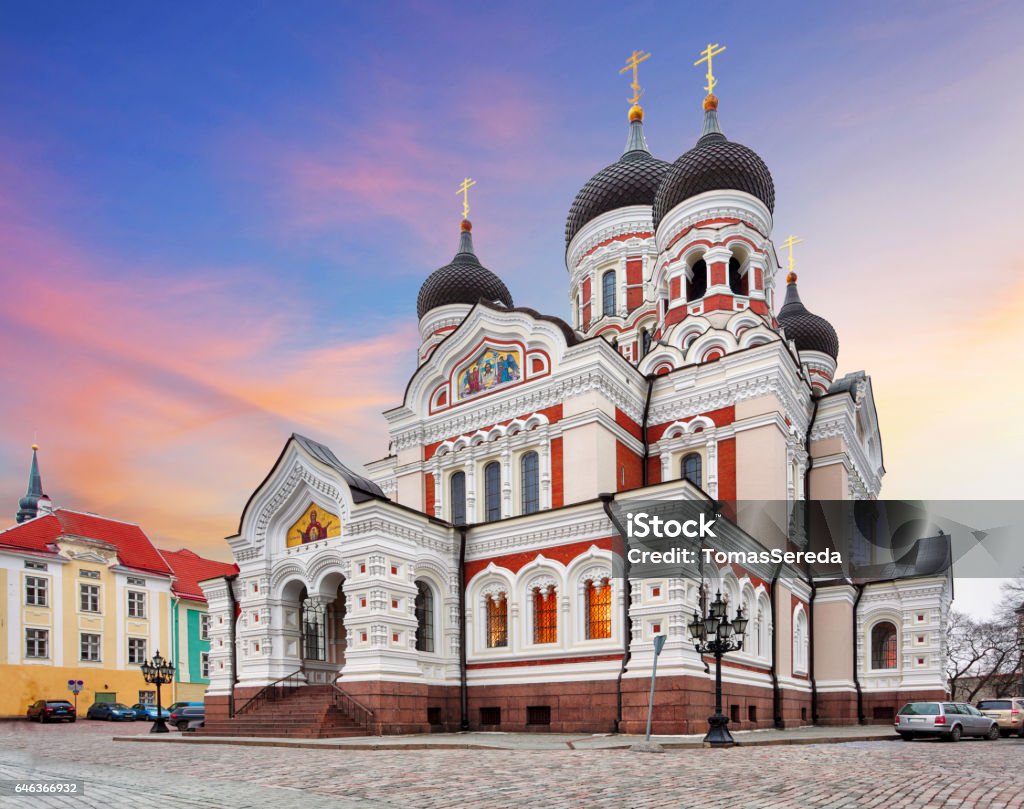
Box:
416, 219, 513, 319
16, 444, 44, 524
777, 272, 839, 360
565, 105, 671, 246
653, 96, 774, 229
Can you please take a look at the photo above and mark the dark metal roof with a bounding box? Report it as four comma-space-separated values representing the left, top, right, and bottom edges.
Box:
652, 107, 774, 229
417, 224, 513, 319
16, 446, 44, 524
777, 281, 839, 360
565, 118, 670, 246
292, 433, 386, 503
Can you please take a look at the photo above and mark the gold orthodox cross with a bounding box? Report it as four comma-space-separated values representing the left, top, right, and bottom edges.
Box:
780, 235, 803, 273
695, 42, 726, 96
456, 177, 476, 220
619, 50, 651, 105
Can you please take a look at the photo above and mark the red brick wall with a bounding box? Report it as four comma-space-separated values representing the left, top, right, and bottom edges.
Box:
718, 437, 737, 501
550, 436, 564, 507
616, 441, 643, 491
626, 257, 643, 311
424, 472, 435, 517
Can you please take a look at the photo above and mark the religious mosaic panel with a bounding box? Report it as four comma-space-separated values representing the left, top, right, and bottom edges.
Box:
286, 502, 341, 547
457, 345, 521, 400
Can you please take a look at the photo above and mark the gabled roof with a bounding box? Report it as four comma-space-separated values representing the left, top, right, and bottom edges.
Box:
159, 548, 238, 601
291, 433, 386, 503
0, 509, 172, 576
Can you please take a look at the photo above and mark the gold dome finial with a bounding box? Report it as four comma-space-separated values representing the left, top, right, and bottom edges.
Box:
31, 443, 39, 451
455, 177, 476, 221
620, 50, 651, 113
703, 94, 718, 111
695, 42, 726, 97
460, 218, 472, 232
787, 271, 798, 285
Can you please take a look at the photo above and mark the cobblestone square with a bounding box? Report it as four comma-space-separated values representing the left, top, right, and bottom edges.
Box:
1, 721, 1022, 808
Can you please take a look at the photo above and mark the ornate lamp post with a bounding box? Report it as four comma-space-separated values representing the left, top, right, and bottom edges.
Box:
140, 651, 176, 733
689, 590, 748, 747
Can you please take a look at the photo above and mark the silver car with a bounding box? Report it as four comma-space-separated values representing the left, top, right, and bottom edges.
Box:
895, 702, 999, 742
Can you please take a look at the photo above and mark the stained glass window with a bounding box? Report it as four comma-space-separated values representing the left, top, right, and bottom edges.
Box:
585, 578, 612, 640
486, 593, 507, 648
871, 622, 898, 669
533, 586, 557, 644
520, 452, 539, 515
484, 462, 501, 522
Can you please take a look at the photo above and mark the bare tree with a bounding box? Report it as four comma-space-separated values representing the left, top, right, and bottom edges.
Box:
947, 577, 1024, 700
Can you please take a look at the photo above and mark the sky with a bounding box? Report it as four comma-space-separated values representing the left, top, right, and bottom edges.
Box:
1, 1, 1021, 617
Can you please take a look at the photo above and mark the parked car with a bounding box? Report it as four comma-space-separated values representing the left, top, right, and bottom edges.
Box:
166, 700, 203, 714
86, 702, 136, 721
169, 704, 205, 732
976, 698, 1024, 737
896, 702, 999, 741
130, 703, 171, 721
26, 700, 76, 723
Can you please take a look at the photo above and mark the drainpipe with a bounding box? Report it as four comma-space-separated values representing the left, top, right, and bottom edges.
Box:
769, 566, 783, 729
225, 573, 239, 716
171, 595, 179, 704
457, 525, 469, 731
599, 492, 632, 733
853, 583, 866, 724
803, 399, 820, 725
640, 375, 655, 486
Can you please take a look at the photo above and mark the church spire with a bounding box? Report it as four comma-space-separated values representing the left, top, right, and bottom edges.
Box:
620, 50, 653, 154
16, 444, 44, 524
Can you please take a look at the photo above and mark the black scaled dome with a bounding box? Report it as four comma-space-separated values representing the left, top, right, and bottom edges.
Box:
565, 107, 670, 246
653, 96, 774, 229
777, 273, 839, 360
417, 220, 513, 319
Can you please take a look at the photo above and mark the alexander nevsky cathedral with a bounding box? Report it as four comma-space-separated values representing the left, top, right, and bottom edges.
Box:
198, 49, 950, 737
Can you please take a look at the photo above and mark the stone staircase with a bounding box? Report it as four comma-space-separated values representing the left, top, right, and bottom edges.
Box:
200, 685, 369, 739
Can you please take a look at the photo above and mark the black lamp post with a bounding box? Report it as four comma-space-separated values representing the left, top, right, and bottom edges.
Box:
689, 590, 748, 747
140, 651, 176, 733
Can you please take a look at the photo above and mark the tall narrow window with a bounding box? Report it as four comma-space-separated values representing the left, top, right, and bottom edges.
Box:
793, 610, 808, 673
641, 328, 653, 357
602, 270, 617, 316
486, 593, 508, 648
681, 453, 702, 487
484, 461, 501, 522
533, 585, 558, 644
80, 632, 101, 662
25, 576, 48, 607
585, 578, 612, 639
127, 637, 147, 665
450, 471, 466, 525
127, 590, 147, 618
415, 581, 435, 653
687, 259, 708, 301
26, 628, 49, 659
728, 256, 748, 295
871, 622, 898, 669
520, 452, 539, 515
80, 583, 100, 613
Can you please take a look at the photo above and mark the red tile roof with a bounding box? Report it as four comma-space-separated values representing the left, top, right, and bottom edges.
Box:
159, 548, 238, 602
0, 509, 172, 576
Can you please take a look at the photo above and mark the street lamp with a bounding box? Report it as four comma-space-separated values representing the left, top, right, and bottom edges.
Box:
689, 590, 748, 747
140, 651, 176, 733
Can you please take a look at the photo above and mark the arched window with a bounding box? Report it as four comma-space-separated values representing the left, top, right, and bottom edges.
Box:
450, 471, 466, 525
602, 270, 616, 316
687, 259, 708, 301
533, 585, 558, 644
681, 453, 702, 487
484, 462, 501, 522
728, 256, 748, 296
585, 578, 612, 639
794, 609, 808, 673
485, 593, 508, 648
520, 452, 539, 515
415, 581, 434, 653
641, 328, 653, 357
758, 595, 771, 660
871, 621, 898, 669
300, 589, 326, 662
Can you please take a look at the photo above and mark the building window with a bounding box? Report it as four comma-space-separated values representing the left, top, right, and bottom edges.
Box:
200, 652, 210, 679
450, 471, 466, 525
415, 581, 435, 653
139, 690, 155, 706
80, 633, 101, 662
687, 259, 708, 301
485, 593, 508, 648
25, 628, 49, 659
602, 270, 616, 316
200, 614, 211, 641
25, 560, 47, 571
728, 256, 748, 296
520, 452, 540, 515
127, 637, 147, 665
526, 705, 551, 725
127, 576, 145, 587
533, 585, 558, 644
80, 583, 100, 613
681, 453, 702, 487
79, 569, 100, 579
641, 328, 653, 358
871, 622, 898, 670
127, 590, 147, 618
794, 610, 808, 673
25, 576, 48, 607
585, 578, 612, 640
483, 461, 501, 522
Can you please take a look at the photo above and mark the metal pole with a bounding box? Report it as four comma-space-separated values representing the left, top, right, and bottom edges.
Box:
631, 635, 666, 753
644, 646, 660, 741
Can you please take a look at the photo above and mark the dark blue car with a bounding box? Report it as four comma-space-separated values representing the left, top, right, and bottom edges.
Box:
86, 702, 136, 721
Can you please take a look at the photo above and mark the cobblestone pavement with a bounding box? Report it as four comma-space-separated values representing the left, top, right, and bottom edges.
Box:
1, 720, 1023, 808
